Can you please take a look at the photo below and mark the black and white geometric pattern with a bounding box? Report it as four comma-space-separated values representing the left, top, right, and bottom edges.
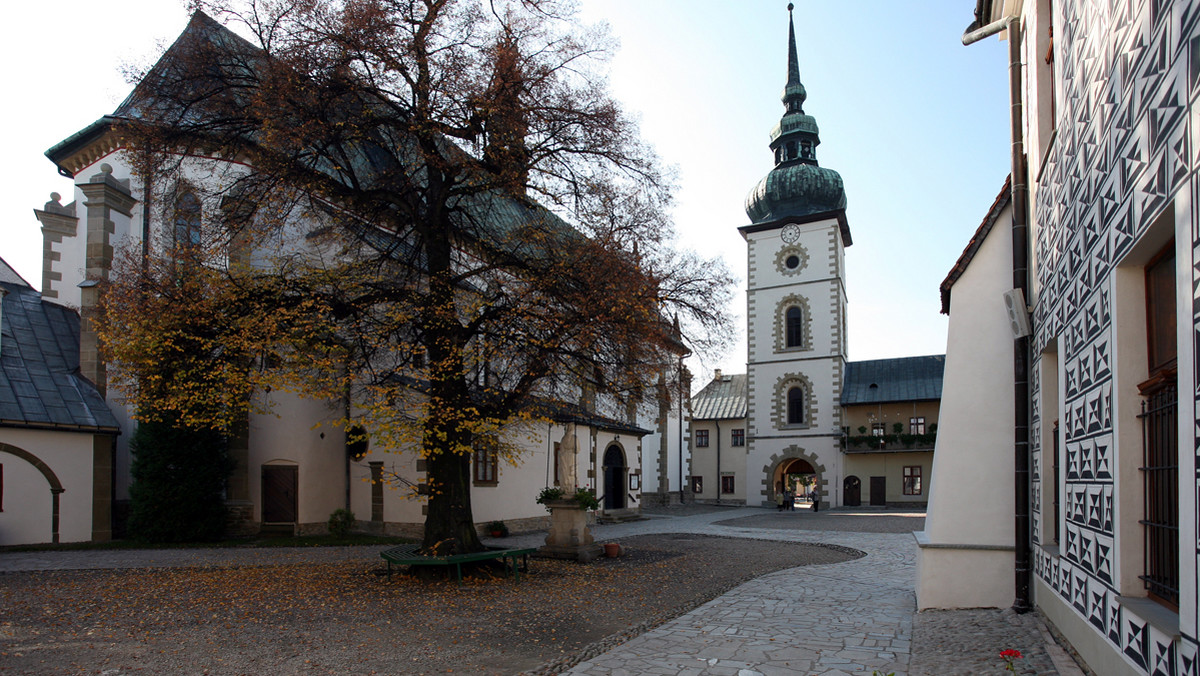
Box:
1029, 0, 1200, 673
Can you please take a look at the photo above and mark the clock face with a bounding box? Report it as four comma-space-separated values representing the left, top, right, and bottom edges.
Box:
781, 224, 800, 243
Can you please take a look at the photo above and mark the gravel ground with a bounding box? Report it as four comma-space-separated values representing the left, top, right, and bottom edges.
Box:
0, 535, 859, 675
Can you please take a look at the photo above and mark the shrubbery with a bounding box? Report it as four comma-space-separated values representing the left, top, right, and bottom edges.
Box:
127, 417, 233, 543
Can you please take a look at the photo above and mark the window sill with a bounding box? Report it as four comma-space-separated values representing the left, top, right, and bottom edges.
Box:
473, 481, 498, 488
1038, 542, 1061, 558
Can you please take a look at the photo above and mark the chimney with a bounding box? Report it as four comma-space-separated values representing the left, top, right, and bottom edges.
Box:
714, 369, 723, 382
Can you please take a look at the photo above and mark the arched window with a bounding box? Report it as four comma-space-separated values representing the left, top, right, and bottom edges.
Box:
785, 306, 804, 348
174, 191, 201, 250
787, 386, 805, 425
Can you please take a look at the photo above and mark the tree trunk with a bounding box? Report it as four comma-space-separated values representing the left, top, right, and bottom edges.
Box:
422, 450, 481, 553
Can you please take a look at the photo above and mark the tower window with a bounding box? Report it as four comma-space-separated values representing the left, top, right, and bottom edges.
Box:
787, 386, 805, 425
785, 306, 804, 348
785, 255, 800, 269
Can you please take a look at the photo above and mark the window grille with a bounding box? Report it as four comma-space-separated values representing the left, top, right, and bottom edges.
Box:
1139, 379, 1178, 607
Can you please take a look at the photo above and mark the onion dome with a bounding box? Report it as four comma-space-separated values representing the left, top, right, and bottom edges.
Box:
745, 4, 846, 224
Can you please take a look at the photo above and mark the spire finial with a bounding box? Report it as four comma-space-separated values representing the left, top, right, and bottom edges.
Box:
787, 4, 800, 87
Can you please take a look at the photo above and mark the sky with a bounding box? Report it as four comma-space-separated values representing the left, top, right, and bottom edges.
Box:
1, 1, 1011, 383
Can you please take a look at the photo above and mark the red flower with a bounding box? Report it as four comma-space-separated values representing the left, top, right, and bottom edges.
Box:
1000, 649, 1023, 659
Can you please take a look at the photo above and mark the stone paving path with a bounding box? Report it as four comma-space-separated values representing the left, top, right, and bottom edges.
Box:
0, 507, 1084, 675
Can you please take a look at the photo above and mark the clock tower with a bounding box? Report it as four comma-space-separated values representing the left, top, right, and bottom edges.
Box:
738, 3, 851, 508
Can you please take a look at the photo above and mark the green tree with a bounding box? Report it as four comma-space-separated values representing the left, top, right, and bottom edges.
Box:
128, 416, 234, 543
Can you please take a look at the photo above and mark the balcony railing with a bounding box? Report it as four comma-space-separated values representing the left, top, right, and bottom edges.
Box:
842, 432, 937, 453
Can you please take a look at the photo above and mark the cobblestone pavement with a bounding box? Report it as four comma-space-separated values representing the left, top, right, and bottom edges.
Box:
0, 506, 1085, 675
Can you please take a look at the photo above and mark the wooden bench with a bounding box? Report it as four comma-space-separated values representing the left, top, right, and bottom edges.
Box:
380, 544, 538, 585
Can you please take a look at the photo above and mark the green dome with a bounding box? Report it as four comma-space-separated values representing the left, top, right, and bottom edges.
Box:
745, 162, 846, 223
744, 4, 847, 225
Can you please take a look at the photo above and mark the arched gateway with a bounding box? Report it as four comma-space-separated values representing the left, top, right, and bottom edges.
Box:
762, 445, 827, 507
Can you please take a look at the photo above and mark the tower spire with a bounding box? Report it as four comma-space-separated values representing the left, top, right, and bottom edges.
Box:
786, 3, 802, 97
743, 4, 847, 225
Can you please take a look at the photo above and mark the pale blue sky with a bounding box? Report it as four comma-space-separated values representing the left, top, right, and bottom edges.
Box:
2, 1, 1010, 380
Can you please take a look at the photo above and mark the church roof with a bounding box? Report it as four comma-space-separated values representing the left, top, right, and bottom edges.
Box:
0, 267, 120, 432
744, 4, 848, 230
841, 355, 945, 405
691, 373, 748, 420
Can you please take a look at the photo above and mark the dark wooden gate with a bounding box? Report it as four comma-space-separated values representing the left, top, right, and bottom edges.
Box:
869, 476, 886, 506
844, 475, 861, 506
602, 445, 626, 510
262, 465, 298, 523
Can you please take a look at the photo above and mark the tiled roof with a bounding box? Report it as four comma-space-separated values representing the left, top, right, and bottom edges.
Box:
940, 175, 1010, 314
0, 277, 119, 432
841, 355, 945, 405
691, 374, 748, 420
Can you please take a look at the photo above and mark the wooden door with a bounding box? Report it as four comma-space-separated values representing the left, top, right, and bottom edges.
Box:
602, 445, 626, 510
844, 475, 861, 506
262, 465, 298, 523
869, 476, 886, 506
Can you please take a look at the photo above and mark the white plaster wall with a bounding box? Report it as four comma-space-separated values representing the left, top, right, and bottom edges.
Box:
916, 202, 1014, 609
0, 428, 97, 545
248, 391, 347, 526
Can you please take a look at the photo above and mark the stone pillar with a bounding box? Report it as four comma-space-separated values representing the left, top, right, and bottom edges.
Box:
76, 164, 137, 397
32, 193, 78, 300
538, 501, 602, 562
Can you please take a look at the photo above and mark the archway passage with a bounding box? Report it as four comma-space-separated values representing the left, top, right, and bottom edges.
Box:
779, 458, 816, 505
602, 445, 627, 510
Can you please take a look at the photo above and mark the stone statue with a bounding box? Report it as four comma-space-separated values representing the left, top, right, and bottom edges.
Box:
557, 423, 578, 488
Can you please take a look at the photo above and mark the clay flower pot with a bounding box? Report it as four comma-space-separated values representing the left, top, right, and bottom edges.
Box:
604, 543, 620, 558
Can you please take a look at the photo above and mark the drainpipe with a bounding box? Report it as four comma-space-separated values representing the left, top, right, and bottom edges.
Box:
962, 4, 1034, 614
1006, 17, 1034, 615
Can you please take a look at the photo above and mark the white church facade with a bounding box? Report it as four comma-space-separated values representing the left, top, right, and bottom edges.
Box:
5, 11, 689, 546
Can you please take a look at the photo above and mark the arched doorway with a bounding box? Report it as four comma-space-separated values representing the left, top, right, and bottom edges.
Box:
778, 458, 816, 505
602, 444, 627, 510
844, 475, 862, 506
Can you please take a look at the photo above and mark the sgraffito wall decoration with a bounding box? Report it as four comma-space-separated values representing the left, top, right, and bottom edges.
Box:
1029, 1, 1200, 674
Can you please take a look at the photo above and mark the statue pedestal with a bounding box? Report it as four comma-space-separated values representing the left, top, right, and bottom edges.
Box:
538, 500, 602, 562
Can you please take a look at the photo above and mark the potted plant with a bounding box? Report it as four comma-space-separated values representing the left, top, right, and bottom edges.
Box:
485, 520, 508, 538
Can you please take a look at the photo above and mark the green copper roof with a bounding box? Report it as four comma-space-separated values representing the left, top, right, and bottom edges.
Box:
744, 4, 847, 224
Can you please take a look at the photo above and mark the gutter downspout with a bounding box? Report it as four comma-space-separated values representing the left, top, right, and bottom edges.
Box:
961, 6, 1034, 614
1007, 17, 1034, 614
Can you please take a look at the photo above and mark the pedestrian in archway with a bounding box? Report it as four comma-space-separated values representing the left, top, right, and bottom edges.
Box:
811, 488, 819, 512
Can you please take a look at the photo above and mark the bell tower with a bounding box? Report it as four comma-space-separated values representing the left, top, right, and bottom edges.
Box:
739, 3, 851, 508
